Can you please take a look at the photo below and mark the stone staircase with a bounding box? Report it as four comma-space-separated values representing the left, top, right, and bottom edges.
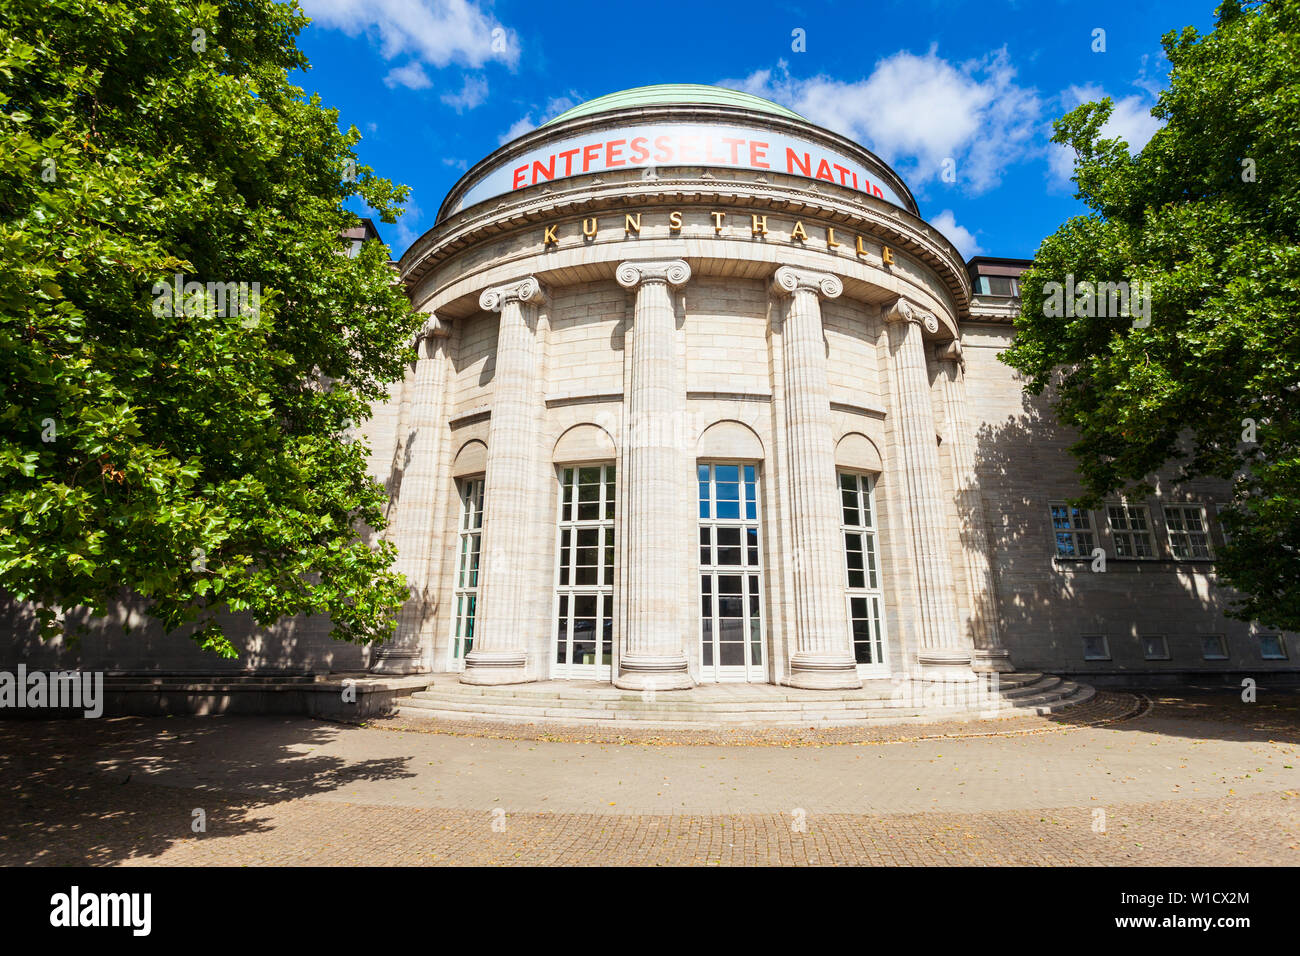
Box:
394, 672, 1094, 729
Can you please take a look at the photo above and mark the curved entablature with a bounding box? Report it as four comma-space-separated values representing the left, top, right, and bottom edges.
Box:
404, 204, 964, 340
404, 184, 969, 326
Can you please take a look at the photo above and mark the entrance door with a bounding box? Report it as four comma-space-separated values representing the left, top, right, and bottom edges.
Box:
839, 471, 889, 677
448, 477, 483, 672
697, 463, 766, 682
552, 464, 615, 680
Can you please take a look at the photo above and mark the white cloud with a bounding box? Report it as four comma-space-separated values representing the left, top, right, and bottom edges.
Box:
441, 74, 489, 112
497, 94, 581, 145
498, 115, 536, 144
929, 209, 984, 260
383, 62, 432, 90
1048, 83, 1162, 187
303, 0, 519, 68
722, 47, 1041, 194
442, 157, 469, 171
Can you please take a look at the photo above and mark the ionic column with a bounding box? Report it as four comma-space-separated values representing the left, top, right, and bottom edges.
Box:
613, 260, 693, 690
937, 341, 1012, 672
373, 314, 449, 674
772, 266, 861, 689
461, 277, 546, 685
885, 298, 973, 681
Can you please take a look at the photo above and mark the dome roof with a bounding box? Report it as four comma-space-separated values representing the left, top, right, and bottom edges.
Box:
543, 84, 805, 126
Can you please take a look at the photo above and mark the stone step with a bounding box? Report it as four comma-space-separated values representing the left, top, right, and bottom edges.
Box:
407, 691, 930, 714
409, 685, 1070, 712
413, 674, 1054, 705
1000, 676, 1062, 699
394, 706, 952, 730
402, 691, 1003, 718
410, 678, 1062, 706
397, 687, 1084, 723
391, 672, 1093, 729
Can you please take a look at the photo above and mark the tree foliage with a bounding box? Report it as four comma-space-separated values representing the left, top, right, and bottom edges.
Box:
0, 0, 420, 654
1003, 0, 1300, 630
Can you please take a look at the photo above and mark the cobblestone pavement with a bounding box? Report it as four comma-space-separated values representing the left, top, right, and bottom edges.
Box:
1, 692, 1297, 866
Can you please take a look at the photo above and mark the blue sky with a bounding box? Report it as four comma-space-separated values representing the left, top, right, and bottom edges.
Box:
296, 0, 1215, 261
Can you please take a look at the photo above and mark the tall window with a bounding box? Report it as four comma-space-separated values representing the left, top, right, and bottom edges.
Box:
1050, 502, 1095, 558
553, 465, 615, 678
1164, 503, 1212, 559
449, 477, 483, 669
1107, 501, 1156, 558
839, 472, 886, 670
698, 463, 764, 681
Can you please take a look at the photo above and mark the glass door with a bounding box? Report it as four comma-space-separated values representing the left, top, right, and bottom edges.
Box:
698, 463, 766, 682
552, 465, 615, 680
839, 471, 889, 677
448, 477, 483, 671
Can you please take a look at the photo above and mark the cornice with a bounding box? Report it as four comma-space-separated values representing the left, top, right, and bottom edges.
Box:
401, 173, 972, 320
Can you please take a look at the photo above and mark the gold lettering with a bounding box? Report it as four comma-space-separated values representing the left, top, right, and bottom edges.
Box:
751, 214, 768, 237
625, 213, 641, 235
582, 216, 598, 239
711, 211, 726, 232
790, 221, 808, 242
826, 227, 841, 248
544, 224, 559, 245
855, 236, 868, 256
882, 244, 894, 266
668, 210, 683, 231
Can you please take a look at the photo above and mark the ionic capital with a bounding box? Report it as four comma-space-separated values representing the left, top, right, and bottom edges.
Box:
479, 276, 545, 312
772, 265, 843, 300
410, 312, 449, 347
937, 338, 963, 365
616, 259, 691, 290
885, 296, 940, 334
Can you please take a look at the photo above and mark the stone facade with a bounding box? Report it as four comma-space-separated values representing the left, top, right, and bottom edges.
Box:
3, 88, 1294, 684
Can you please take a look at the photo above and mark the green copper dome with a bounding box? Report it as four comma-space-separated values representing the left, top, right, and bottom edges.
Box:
543, 84, 805, 126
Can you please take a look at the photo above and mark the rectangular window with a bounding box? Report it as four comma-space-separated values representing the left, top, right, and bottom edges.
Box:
986, 275, 1017, 297
1081, 635, 1110, 661
1215, 502, 1232, 545
449, 477, 484, 669
553, 465, 615, 678
1050, 502, 1095, 558
1260, 634, 1288, 661
1141, 635, 1170, 661
698, 463, 764, 682
840, 472, 886, 670
1107, 501, 1156, 559
1201, 635, 1228, 661
1164, 503, 1213, 560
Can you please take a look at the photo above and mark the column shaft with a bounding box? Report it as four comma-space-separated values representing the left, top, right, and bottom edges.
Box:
773, 267, 860, 689
373, 319, 449, 674
614, 260, 693, 690
885, 299, 972, 681
462, 278, 545, 685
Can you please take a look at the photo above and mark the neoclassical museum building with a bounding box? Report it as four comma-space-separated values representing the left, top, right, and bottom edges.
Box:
5, 84, 1295, 692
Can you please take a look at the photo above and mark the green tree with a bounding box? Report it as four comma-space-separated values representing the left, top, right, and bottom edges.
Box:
0, 0, 420, 655
1003, 0, 1300, 630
